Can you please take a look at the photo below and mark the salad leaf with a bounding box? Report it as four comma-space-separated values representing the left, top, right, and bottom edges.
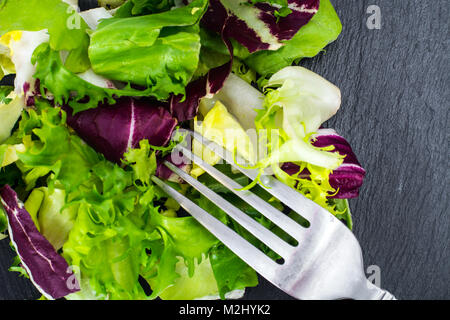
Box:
0, 90, 23, 144
64, 97, 178, 164
123, 139, 158, 186
1, 95, 256, 300
312, 129, 366, 199
13, 101, 102, 194
262, 66, 341, 136
209, 244, 258, 299
170, 36, 233, 122
0, 0, 90, 73
0, 0, 87, 51
0, 185, 80, 299
249, 0, 291, 18
144, 209, 219, 298
255, 66, 343, 171
98, 0, 126, 9
62, 200, 154, 300
282, 129, 366, 199
1, 143, 25, 169
0, 85, 13, 104
115, 0, 175, 17
244, 0, 342, 76
200, 73, 265, 132
5, 30, 50, 101
0, 32, 17, 80
24, 188, 77, 250
32, 43, 165, 114
155, 151, 192, 183
191, 101, 255, 178
201, 0, 319, 53
155, 256, 223, 300
148, 207, 219, 276
332, 198, 352, 229
88, 0, 208, 100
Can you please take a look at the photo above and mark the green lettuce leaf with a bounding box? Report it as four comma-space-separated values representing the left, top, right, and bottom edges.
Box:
88, 0, 208, 100
148, 207, 219, 276
144, 210, 220, 299
115, 0, 175, 17
209, 244, 258, 299
155, 256, 222, 300
0, 0, 91, 73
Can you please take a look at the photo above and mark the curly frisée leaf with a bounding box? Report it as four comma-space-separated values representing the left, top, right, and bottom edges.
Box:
32, 43, 159, 114
14, 101, 102, 193
0, 185, 79, 299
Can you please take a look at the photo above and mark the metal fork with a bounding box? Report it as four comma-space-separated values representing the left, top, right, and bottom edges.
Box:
151, 130, 396, 300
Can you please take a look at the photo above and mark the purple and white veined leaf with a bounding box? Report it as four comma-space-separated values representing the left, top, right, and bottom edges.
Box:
201, 0, 319, 53
0, 185, 79, 299
64, 97, 178, 163
312, 128, 366, 198
155, 151, 192, 183
282, 129, 366, 199
170, 33, 234, 122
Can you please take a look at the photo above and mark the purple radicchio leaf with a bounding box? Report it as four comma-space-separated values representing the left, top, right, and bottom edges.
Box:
201, 0, 320, 53
64, 97, 178, 164
281, 129, 366, 199
23, 79, 42, 107
0, 185, 79, 299
155, 150, 192, 183
170, 31, 234, 122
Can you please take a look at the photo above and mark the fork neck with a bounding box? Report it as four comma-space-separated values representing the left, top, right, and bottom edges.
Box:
355, 280, 396, 300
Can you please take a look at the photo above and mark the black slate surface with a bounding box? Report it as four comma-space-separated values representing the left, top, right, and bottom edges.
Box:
0, 0, 448, 300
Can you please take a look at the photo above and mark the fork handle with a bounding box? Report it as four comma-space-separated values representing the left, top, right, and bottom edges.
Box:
356, 279, 397, 300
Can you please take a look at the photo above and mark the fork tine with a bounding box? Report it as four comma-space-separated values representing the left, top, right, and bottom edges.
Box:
163, 161, 295, 258
189, 130, 331, 223
151, 176, 279, 278
175, 144, 306, 242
